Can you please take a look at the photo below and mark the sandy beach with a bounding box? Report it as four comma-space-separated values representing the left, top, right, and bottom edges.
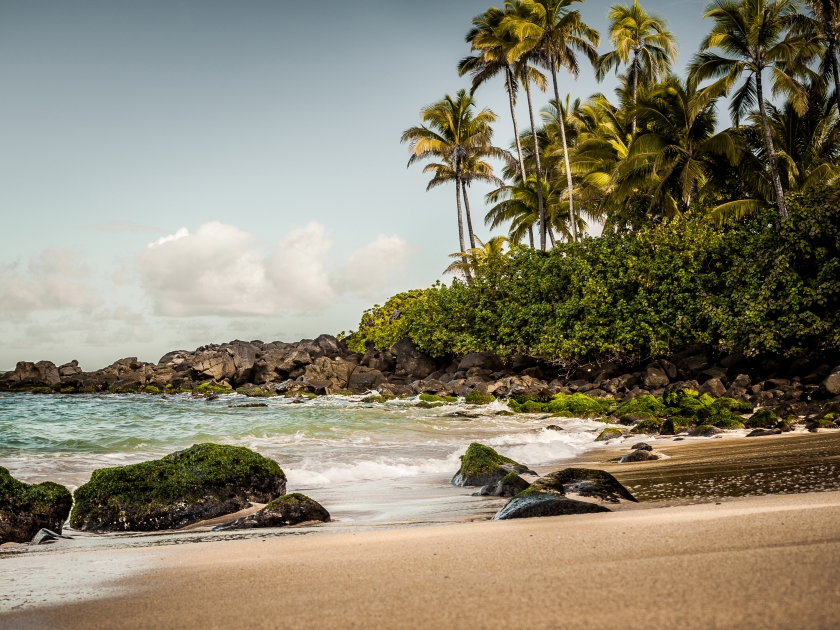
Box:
4, 432, 840, 629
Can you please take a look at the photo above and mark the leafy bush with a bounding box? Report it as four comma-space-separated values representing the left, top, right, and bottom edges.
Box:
343, 290, 426, 353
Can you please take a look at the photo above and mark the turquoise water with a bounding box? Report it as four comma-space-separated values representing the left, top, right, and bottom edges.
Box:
0, 392, 604, 524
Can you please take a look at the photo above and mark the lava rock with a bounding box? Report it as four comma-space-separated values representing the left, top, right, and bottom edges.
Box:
746, 428, 783, 437
451, 443, 536, 487
70, 444, 287, 532
618, 449, 664, 462
1, 467, 73, 544
472, 472, 531, 497
492, 468, 637, 520
630, 442, 653, 451
213, 493, 330, 530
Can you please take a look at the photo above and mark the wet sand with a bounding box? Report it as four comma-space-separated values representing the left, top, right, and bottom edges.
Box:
3, 431, 840, 629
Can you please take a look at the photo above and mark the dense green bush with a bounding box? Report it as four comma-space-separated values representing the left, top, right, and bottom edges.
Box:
346, 185, 840, 361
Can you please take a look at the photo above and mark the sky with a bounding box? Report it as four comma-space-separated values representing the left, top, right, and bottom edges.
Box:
0, 0, 710, 370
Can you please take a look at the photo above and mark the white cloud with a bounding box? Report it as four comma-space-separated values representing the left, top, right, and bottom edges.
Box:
0, 249, 101, 315
138, 221, 412, 317
338, 234, 412, 298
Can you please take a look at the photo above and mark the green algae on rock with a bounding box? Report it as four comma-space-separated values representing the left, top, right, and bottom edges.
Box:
465, 390, 495, 405
214, 493, 330, 530
0, 467, 72, 544
596, 427, 625, 441
472, 472, 532, 497
492, 468, 636, 520
70, 443, 287, 532
508, 393, 612, 417
451, 443, 535, 487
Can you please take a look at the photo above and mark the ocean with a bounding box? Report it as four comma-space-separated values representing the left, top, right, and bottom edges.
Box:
0, 391, 609, 527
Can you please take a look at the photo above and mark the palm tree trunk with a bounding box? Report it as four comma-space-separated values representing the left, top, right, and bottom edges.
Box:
547, 226, 556, 247
523, 71, 547, 251
830, 40, 840, 121
755, 70, 789, 221
461, 180, 477, 249
506, 66, 529, 184
455, 177, 472, 281
631, 49, 639, 136
528, 226, 535, 248
549, 55, 577, 243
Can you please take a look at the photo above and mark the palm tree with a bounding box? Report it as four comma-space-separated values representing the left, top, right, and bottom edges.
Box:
445, 235, 511, 278
614, 76, 740, 215
689, 0, 821, 221
797, 1, 840, 118
401, 91, 504, 265
500, 0, 550, 251
596, 0, 678, 135
501, 0, 600, 242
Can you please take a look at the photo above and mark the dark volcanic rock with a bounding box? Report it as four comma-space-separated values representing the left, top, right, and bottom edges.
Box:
472, 472, 531, 497
1, 361, 61, 390
1, 467, 73, 544
70, 444, 287, 532
618, 448, 664, 462
492, 468, 636, 520
214, 493, 330, 530
451, 443, 536, 487
746, 428, 783, 437
457, 352, 503, 373
391, 338, 437, 380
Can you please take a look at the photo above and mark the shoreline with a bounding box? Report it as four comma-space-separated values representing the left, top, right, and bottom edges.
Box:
3, 488, 840, 628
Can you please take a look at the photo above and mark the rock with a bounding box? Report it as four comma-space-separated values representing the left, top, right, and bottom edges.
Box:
472, 472, 531, 497
595, 428, 625, 441
746, 428, 782, 437
191, 348, 237, 382
658, 360, 679, 381
226, 341, 260, 385
618, 449, 664, 463
821, 372, 840, 396
391, 338, 437, 380
347, 366, 387, 393
745, 409, 780, 428
724, 374, 752, 401
630, 442, 652, 451
699, 378, 727, 398
1, 467, 73, 544
492, 468, 637, 520
31, 528, 70, 545
58, 360, 82, 377
252, 348, 313, 384
70, 444, 287, 532
3, 361, 61, 390
545, 425, 564, 431
689, 425, 724, 437
457, 352, 503, 373
213, 493, 330, 530
451, 443, 536, 487
301, 357, 356, 393
642, 364, 670, 390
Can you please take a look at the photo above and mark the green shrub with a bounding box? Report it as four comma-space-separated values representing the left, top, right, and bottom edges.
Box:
342, 290, 427, 353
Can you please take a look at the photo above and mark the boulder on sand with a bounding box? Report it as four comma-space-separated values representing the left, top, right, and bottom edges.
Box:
472, 472, 531, 497
70, 444, 287, 532
1, 467, 73, 544
214, 493, 330, 530
451, 443, 536, 487
492, 468, 637, 521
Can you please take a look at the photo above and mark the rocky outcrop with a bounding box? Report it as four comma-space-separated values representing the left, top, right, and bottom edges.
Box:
1, 361, 61, 390
1, 467, 73, 544
69, 444, 287, 532
492, 468, 637, 521
301, 357, 357, 394
391, 338, 437, 380
213, 493, 330, 530
451, 443, 536, 487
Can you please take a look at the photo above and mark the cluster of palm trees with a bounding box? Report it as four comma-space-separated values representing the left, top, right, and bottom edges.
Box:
401, 0, 840, 273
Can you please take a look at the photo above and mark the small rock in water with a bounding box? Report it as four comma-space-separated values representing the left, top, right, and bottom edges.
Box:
230, 403, 268, 408
746, 428, 783, 437
619, 449, 664, 463
630, 442, 653, 451
214, 493, 330, 530
545, 425, 563, 432
472, 473, 531, 497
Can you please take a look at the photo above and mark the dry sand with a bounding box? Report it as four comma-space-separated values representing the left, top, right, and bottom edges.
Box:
4, 432, 840, 629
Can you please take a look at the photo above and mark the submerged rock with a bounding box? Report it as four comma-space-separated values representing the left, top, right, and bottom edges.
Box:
70, 443, 287, 532
214, 493, 330, 530
451, 443, 536, 487
472, 472, 531, 497
492, 468, 637, 521
0, 467, 73, 544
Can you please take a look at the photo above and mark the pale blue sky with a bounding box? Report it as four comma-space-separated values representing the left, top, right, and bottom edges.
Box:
0, 0, 708, 370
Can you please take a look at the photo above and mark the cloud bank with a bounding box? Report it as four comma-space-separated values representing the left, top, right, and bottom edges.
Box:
139, 221, 411, 316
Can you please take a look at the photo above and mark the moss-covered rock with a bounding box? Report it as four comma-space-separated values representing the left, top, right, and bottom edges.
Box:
631, 418, 664, 434
614, 395, 666, 420
1, 467, 73, 544
451, 443, 535, 487
595, 427, 625, 441
745, 409, 780, 428
660, 416, 693, 435
492, 468, 636, 520
472, 472, 531, 497
70, 444, 287, 532
465, 390, 495, 405
508, 393, 612, 417
214, 493, 330, 530
419, 393, 457, 403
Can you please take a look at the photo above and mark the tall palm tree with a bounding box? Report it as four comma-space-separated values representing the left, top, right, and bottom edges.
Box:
500, 0, 550, 251
796, 1, 840, 118
689, 0, 821, 221
501, 0, 600, 242
596, 0, 678, 135
444, 235, 511, 278
401, 91, 504, 266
